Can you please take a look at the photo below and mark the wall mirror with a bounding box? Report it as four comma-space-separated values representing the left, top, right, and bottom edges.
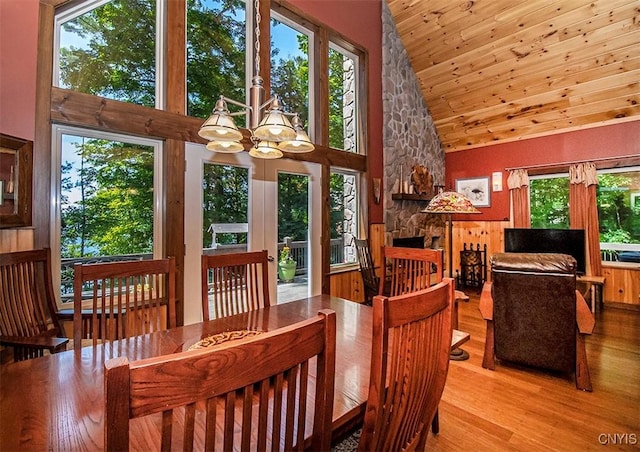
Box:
0, 134, 32, 228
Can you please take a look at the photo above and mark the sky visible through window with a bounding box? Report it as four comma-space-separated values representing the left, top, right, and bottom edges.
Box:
271, 19, 305, 60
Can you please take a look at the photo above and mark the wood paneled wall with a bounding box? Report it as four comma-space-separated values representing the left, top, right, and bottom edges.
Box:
451, 220, 509, 282
603, 264, 640, 306
330, 220, 640, 307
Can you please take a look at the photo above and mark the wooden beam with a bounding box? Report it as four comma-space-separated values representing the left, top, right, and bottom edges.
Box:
33, 1, 56, 249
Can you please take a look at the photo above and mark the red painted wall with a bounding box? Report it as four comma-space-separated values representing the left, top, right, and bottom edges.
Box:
446, 121, 640, 221
0, 0, 39, 141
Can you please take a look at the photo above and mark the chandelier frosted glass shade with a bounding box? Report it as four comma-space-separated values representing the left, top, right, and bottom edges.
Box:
248, 141, 283, 159
278, 115, 315, 152
198, 99, 244, 142
422, 191, 481, 214
253, 109, 296, 142
206, 140, 244, 153
278, 129, 314, 152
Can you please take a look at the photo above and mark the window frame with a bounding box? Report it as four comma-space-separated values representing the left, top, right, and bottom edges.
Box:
269, 9, 315, 142
529, 172, 570, 229
596, 165, 640, 260
529, 166, 640, 262
53, 0, 165, 110
329, 167, 364, 269
327, 40, 361, 154
50, 124, 164, 307
41, 0, 372, 314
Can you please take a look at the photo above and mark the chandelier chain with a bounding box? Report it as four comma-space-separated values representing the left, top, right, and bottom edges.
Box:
254, 0, 260, 76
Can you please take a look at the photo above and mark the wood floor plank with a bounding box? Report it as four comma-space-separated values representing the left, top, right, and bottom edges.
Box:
425, 294, 640, 451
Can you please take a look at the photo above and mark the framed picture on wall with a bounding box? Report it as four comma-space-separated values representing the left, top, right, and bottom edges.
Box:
455, 176, 491, 207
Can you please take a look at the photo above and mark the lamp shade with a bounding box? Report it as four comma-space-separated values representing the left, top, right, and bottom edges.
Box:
206, 140, 244, 153
278, 114, 315, 152
422, 191, 481, 214
253, 110, 296, 142
198, 98, 244, 142
278, 129, 315, 152
248, 141, 284, 159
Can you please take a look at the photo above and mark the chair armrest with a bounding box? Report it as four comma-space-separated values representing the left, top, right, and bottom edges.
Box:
575, 290, 595, 334
479, 282, 493, 320
0, 334, 69, 352
454, 290, 469, 303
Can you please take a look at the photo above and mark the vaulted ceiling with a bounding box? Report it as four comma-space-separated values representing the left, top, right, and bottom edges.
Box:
386, 0, 640, 153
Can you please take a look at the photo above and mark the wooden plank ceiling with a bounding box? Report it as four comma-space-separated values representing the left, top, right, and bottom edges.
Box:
385, 0, 640, 152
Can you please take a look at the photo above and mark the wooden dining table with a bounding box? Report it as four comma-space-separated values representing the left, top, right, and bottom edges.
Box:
0, 294, 469, 451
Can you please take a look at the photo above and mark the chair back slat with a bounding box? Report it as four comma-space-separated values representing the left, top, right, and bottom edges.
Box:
0, 248, 68, 361
201, 250, 270, 321
104, 309, 336, 451
355, 239, 379, 305
73, 257, 176, 348
359, 278, 453, 452
382, 246, 444, 296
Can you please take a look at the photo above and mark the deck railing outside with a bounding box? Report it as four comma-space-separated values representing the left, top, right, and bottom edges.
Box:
60, 238, 346, 300
600, 243, 640, 263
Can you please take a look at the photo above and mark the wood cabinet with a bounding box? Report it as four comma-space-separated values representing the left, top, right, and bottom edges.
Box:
602, 264, 640, 306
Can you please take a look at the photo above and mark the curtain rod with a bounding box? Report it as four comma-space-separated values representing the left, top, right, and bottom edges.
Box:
505, 154, 640, 171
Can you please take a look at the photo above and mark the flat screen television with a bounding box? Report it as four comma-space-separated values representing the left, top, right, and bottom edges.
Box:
504, 228, 586, 275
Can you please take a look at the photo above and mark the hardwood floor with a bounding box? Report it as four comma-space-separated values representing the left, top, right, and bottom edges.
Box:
426, 294, 640, 451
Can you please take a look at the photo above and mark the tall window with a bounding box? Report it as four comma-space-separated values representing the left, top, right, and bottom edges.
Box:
530, 175, 569, 229
52, 126, 163, 304
328, 44, 358, 153
54, 0, 160, 107
186, 0, 246, 120
530, 167, 640, 262
50, 0, 370, 289
270, 13, 311, 136
330, 170, 359, 265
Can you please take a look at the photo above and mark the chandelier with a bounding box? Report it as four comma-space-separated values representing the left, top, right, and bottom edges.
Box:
198, 0, 314, 159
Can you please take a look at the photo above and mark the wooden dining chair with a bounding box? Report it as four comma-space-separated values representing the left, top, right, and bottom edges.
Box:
201, 250, 270, 321
0, 248, 69, 361
381, 246, 443, 296
73, 257, 176, 349
379, 245, 467, 431
355, 238, 380, 306
104, 309, 336, 451
358, 278, 454, 451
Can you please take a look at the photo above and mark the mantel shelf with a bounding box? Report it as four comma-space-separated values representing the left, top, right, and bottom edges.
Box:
391, 193, 432, 202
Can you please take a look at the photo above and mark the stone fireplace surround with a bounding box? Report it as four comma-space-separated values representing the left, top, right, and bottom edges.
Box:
381, 2, 446, 248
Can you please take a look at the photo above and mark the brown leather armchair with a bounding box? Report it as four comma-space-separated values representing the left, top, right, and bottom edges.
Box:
479, 253, 595, 391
